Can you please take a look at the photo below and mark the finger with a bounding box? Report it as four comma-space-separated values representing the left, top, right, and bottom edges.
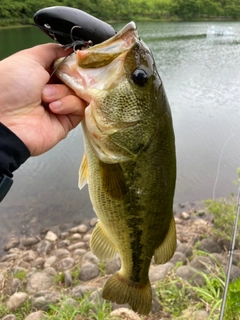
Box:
49, 95, 87, 117
42, 84, 75, 103
27, 43, 72, 69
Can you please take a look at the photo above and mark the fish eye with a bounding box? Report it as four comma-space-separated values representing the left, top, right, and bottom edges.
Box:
131, 68, 149, 87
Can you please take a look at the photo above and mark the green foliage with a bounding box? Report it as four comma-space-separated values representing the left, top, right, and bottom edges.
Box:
204, 194, 240, 248
47, 294, 112, 319
0, 296, 31, 319
225, 277, 240, 319
156, 268, 192, 317
13, 269, 27, 281
0, 0, 239, 26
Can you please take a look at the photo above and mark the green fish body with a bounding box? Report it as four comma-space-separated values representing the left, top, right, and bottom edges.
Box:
55, 22, 176, 315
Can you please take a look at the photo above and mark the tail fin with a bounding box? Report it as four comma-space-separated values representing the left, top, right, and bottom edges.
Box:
102, 272, 152, 315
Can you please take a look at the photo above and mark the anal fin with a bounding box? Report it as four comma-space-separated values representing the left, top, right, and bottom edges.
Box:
90, 221, 117, 260
154, 215, 177, 264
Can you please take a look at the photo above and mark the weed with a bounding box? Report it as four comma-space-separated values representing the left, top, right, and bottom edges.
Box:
225, 277, 240, 320
54, 272, 65, 286
98, 261, 106, 277
156, 269, 192, 317
13, 269, 27, 281
205, 195, 240, 248
47, 294, 112, 320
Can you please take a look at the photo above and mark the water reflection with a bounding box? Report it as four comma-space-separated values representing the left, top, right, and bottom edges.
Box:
1, 21, 240, 253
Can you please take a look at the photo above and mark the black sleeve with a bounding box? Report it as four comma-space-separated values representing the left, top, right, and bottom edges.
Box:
0, 122, 30, 201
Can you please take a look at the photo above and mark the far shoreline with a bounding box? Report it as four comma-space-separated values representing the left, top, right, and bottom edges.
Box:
0, 16, 239, 29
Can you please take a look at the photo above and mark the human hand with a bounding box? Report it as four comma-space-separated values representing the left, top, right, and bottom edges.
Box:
0, 43, 86, 156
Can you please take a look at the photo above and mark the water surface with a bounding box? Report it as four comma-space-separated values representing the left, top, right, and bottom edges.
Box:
0, 21, 240, 249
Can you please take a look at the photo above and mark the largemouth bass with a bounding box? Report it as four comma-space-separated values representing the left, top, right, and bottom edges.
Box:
55, 22, 176, 315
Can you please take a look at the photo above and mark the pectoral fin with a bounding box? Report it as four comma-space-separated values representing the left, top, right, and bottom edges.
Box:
78, 153, 88, 189
90, 221, 117, 260
99, 161, 127, 200
154, 215, 176, 264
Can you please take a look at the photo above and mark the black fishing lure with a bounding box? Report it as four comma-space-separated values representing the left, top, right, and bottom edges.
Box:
34, 6, 116, 49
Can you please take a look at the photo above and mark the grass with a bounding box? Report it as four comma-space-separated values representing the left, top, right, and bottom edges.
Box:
13, 269, 27, 281
204, 168, 240, 249
46, 294, 112, 320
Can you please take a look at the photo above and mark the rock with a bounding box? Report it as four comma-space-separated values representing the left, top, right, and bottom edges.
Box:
22, 237, 40, 247
71, 285, 97, 298
210, 253, 228, 266
35, 240, 52, 255
218, 238, 231, 251
44, 231, 58, 242
22, 250, 38, 262
151, 295, 162, 314
70, 224, 88, 233
0, 273, 5, 290
90, 217, 98, 227
24, 311, 46, 320
54, 248, 69, 258
176, 266, 205, 287
4, 238, 20, 251
18, 260, 30, 270
149, 262, 174, 282
58, 239, 71, 248
2, 315, 17, 320
169, 252, 187, 265
224, 264, 240, 282
59, 257, 75, 270
10, 278, 22, 294
0, 262, 9, 270
44, 256, 57, 268
7, 292, 28, 311
73, 249, 87, 258
180, 211, 190, 219
64, 270, 72, 287
83, 234, 91, 243
105, 256, 121, 275
233, 250, 240, 266
194, 310, 209, 319
68, 242, 86, 251
31, 257, 45, 269
190, 256, 213, 273
110, 308, 141, 320
1, 253, 19, 262
70, 233, 82, 240
176, 244, 193, 257
31, 291, 61, 311
82, 251, 99, 265
44, 267, 57, 277
79, 262, 99, 281
26, 272, 54, 293
88, 288, 104, 306
59, 232, 69, 239
197, 238, 221, 253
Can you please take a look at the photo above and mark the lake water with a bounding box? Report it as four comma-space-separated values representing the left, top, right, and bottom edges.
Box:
0, 21, 240, 249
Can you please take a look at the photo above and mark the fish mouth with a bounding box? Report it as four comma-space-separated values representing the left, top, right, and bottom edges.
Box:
75, 22, 138, 69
